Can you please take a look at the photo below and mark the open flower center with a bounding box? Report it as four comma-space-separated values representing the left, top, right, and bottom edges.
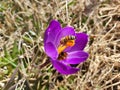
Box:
57, 35, 75, 60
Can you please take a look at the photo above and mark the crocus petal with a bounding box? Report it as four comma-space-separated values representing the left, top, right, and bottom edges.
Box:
51, 60, 79, 75
55, 26, 75, 46
64, 51, 88, 64
44, 42, 58, 59
44, 20, 61, 44
65, 33, 88, 52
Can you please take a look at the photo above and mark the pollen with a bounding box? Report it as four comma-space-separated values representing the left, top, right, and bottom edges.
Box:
66, 40, 75, 47
57, 40, 75, 54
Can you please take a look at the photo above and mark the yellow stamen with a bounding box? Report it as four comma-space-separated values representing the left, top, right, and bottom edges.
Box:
57, 45, 67, 54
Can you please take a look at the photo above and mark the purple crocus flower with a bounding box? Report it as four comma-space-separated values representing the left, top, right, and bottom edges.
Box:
44, 20, 89, 75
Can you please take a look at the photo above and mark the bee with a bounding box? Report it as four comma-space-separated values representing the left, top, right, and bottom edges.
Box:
60, 35, 76, 45
57, 52, 68, 60
57, 35, 76, 54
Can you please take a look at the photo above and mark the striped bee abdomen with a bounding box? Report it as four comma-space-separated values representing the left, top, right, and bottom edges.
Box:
60, 35, 76, 45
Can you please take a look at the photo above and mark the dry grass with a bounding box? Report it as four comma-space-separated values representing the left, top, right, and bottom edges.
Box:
0, 0, 120, 90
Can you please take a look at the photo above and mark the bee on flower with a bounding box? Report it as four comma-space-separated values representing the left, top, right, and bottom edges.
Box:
44, 20, 89, 75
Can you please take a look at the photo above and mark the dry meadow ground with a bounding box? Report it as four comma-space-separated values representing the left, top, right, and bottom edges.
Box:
0, 0, 120, 90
